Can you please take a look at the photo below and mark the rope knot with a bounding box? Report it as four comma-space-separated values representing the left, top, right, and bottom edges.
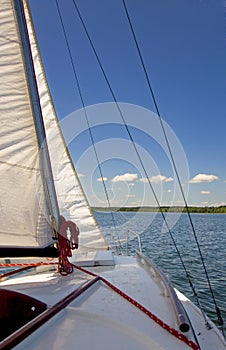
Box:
58, 216, 79, 276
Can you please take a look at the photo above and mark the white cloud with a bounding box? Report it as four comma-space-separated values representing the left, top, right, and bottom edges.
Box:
189, 173, 219, 183
200, 190, 210, 194
139, 178, 148, 183
97, 177, 107, 182
78, 173, 85, 178
150, 175, 165, 183
111, 173, 138, 183
140, 175, 173, 184
126, 194, 135, 198
213, 201, 226, 206
165, 177, 174, 182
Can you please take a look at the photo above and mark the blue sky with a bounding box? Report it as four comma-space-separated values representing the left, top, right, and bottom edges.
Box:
29, 0, 226, 207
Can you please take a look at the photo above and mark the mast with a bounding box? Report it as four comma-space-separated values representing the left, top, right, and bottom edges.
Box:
0, 0, 60, 257
0, 0, 108, 256
14, 0, 60, 231
22, 1, 109, 253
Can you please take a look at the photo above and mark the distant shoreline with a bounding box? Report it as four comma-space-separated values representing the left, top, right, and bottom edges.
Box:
92, 206, 226, 214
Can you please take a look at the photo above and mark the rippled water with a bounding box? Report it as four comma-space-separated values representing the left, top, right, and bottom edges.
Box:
94, 211, 226, 332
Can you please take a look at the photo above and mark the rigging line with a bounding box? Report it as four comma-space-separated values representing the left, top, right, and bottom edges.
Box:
55, 0, 122, 254
70, 0, 203, 301
71, 0, 167, 212
122, 0, 224, 330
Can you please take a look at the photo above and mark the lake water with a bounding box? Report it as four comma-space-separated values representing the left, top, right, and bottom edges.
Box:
94, 211, 226, 332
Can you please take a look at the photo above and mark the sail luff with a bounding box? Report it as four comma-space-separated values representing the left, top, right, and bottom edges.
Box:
24, 0, 109, 252
14, 0, 60, 230
0, 0, 56, 249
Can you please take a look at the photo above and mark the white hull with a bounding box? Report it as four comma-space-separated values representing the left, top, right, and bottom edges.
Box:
0, 252, 225, 350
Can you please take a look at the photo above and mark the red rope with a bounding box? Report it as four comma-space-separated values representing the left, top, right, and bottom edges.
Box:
73, 264, 199, 350
0, 215, 80, 277
0, 260, 199, 349
0, 265, 35, 280
58, 216, 79, 276
0, 262, 57, 279
0, 262, 57, 268
0, 217, 79, 277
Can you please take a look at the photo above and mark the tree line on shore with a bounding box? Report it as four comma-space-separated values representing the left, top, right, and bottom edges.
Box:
92, 206, 226, 213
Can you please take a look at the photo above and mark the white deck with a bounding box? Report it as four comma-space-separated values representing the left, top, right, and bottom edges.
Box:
0, 252, 225, 350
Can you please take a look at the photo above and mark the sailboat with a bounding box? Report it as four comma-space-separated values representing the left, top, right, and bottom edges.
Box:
0, 0, 225, 349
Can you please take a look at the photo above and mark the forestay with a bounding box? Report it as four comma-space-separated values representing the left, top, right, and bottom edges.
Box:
24, 0, 108, 252
0, 0, 108, 253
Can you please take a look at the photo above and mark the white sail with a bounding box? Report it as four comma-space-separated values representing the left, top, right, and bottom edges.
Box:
0, 0, 54, 248
24, 1, 108, 252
